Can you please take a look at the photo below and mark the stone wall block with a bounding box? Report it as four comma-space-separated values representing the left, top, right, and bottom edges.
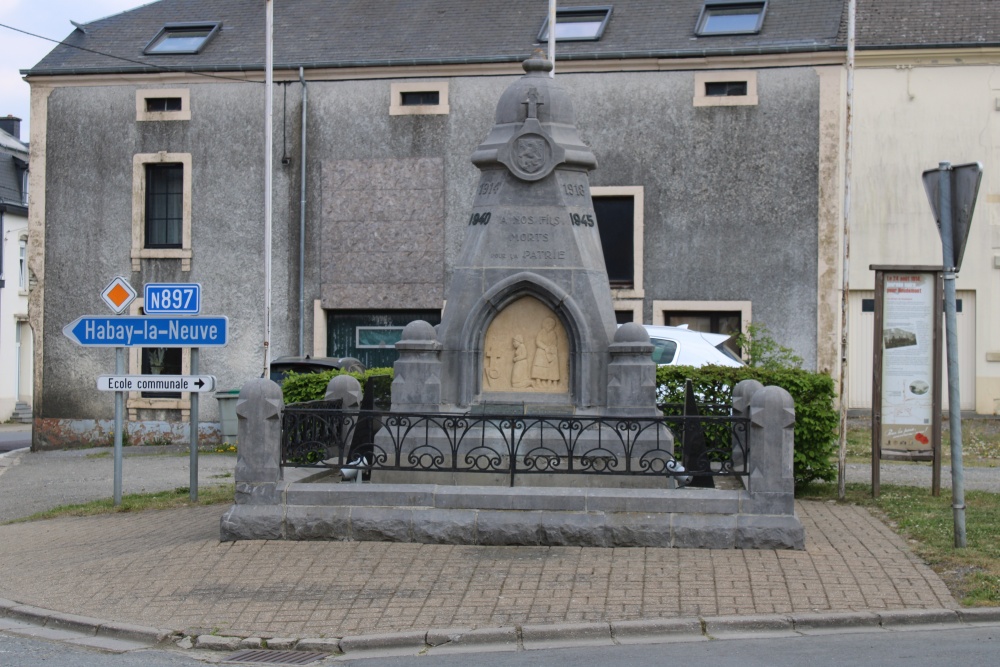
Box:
749, 385, 796, 497
234, 378, 284, 485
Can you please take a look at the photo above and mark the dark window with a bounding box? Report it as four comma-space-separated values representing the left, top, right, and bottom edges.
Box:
145, 97, 183, 112
144, 23, 221, 55
664, 310, 742, 356
328, 310, 442, 369
696, 1, 767, 36
614, 310, 635, 325
141, 347, 182, 398
862, 298, 875, 312
538, 6, 613, 42
400, 91, 440, 106
593, 196, 635, 288
145, 164, 183, 248
705, 81, 748, 97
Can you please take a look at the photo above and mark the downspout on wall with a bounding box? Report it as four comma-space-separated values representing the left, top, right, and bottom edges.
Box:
299, 66, 307, 357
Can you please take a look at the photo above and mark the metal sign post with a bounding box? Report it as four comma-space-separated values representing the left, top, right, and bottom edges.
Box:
190, 348, 199, 502
923, 161, 983, 549
65, 278, 228, 508
114, 347, 124, 506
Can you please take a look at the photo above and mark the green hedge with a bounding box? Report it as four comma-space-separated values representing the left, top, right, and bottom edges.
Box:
280, 364, 838, 489
280, 368, 394, 407
656, 365, 838, 488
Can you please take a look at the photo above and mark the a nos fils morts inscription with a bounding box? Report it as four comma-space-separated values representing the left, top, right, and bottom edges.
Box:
482, 296, 569, 394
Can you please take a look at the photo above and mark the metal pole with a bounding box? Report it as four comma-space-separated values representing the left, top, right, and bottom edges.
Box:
939, 161, 967, 548
189, 347, 199, 502
113, 347, 124, 506
837, 0, 856, 500
298, 66, 307, 357
548, 0, 556, 78
263, 0, 274, 376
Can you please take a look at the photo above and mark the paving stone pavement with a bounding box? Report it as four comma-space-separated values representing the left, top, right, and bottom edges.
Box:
0, 498, 956, 640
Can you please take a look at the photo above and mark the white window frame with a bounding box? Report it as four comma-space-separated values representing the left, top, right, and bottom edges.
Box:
136, 89, 191, 122
653, 299, 752, 357
132, 152, 192, 271
390, 82, 450, 116
591, 186, 644, 300
18, 236, 27, 292
694, 71, 758, 107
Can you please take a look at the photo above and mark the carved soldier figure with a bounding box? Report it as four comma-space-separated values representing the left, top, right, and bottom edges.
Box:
531, 318, 560, 387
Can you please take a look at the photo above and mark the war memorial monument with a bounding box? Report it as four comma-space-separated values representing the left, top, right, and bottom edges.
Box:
222, 54, 805, 549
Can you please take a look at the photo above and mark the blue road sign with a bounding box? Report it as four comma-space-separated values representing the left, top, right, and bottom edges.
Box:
63, 315, 228, 348
144, 283, 202, 315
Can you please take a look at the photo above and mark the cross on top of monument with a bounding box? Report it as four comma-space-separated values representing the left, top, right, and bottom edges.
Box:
523, 88, 543, 120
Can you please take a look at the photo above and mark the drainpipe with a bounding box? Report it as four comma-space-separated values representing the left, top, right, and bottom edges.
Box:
837, 0, 856, 500
298, 66, 307, 357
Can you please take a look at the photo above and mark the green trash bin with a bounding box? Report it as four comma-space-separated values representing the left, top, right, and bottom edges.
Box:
215, 389, 241, 444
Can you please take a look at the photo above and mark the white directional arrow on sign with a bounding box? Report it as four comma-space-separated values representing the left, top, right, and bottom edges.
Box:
97, 375, 217, 393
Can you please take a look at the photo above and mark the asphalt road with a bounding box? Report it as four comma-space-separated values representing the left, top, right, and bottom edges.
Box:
0, 426, 30, 453
0, 445, 236, 521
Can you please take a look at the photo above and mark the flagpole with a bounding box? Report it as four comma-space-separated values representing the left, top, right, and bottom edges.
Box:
263, 0, 274, 377
548, 0, 556, 77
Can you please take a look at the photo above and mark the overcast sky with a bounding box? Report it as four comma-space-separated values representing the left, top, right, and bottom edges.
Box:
1, 0, 151, 140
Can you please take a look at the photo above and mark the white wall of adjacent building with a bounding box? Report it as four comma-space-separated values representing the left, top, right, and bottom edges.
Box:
1, 210, 31, 421
849, 53, 1000, 413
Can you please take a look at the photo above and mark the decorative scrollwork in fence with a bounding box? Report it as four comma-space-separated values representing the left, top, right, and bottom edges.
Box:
281, 403, 749, 485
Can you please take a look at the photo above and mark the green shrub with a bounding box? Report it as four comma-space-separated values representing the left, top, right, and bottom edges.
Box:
280, 367, 394, 406
656, 365, 838, 488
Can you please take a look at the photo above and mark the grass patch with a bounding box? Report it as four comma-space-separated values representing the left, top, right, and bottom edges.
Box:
843, 419, 1000, 467
799, 482, 1000, 606
5, 483, 234, 524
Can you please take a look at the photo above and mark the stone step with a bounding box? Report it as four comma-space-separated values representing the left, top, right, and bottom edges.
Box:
11, 402, 32, 424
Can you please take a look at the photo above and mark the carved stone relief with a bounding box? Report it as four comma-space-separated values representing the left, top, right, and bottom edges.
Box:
482, 296, 569, 394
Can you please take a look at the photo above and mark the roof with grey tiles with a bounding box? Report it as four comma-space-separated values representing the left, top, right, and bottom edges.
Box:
0, 128, 28, 211
26, 0, 846, 76
855, 0, 1000, 49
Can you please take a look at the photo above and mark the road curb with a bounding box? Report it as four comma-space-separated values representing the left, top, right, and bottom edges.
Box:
0, 597, 174, 645
2, 598, 996, 657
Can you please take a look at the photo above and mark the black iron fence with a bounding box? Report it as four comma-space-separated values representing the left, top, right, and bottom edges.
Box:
280, 402, 749, 486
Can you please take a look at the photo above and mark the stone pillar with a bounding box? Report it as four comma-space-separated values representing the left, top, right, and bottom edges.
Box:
326, 374, 362, 406
606, 323, 659, 416
391, 320, 442, 411
747, 385, 796, 514
731, 379, 764, 470
221, 378, 286, 541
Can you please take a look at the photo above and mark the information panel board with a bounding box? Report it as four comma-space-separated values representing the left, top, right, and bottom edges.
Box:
871, 266, 942, 496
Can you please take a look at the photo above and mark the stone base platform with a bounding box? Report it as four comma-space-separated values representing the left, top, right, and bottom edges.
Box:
220, 482, 804, 549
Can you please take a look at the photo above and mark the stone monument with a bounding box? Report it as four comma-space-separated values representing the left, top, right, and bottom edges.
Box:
391, 52, 658, 417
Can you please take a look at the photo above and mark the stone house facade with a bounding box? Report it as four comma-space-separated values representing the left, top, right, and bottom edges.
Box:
20, 0, 879, 444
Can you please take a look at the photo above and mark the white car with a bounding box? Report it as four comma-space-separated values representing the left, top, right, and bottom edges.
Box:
642, 325, 745, 368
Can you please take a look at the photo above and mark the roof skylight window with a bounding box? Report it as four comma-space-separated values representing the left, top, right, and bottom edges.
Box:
537, 6, 612, 42
144, 23, 221, 55
696, 1, 767, 36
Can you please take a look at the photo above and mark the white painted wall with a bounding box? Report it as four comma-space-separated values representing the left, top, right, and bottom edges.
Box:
850, 56, 1000, 414
1, 210, 31, 420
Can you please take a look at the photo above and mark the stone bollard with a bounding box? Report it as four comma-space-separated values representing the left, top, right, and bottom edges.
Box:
731, 379, 764, 470
747, 385, 796, 514
391, 320, 442, 411
325, 374, 362, 461
221, 378, 286, 541
234, 378, 285, 487
736, 384, 804, 549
